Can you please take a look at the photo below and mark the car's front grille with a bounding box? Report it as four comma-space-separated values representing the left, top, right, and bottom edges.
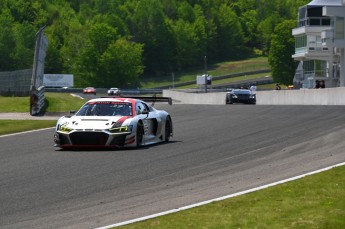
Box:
69, 132, 109, 146
109, 135, 127, 146
59, 134, 70, 145
237, 94, 250, 99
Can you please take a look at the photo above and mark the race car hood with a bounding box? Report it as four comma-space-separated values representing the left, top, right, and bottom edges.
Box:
59, 115, 131, 130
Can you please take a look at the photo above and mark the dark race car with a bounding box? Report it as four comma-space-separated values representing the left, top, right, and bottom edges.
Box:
226, 89, 256, 104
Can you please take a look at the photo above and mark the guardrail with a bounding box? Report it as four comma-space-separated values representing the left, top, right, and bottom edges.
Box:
45, 88, 164, 95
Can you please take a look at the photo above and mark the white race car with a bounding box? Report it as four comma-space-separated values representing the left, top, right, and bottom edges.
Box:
54, 97, 173, 149
107, 87, 121, 96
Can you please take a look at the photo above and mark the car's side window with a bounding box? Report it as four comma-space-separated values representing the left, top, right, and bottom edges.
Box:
136, 102, 144, 115
142, 103, 150, 112
136, 102, 150, 115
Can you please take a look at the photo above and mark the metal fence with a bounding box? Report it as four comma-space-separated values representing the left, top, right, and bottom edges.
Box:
0, 69, 32, 96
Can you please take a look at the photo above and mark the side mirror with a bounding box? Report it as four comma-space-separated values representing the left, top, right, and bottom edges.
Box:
70, 110, 76, 115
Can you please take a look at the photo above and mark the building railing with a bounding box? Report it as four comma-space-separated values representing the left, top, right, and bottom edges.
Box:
298, 17, 331, 27
308, 41, 329, 51
304, 70, 328, 78
295, 42, 329, 54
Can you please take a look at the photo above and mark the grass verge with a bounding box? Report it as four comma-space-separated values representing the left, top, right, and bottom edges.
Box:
0, 120, 56, 135
141, 57, 269, 88
119, 165, 345, 229
44, 92, 86, 112
177, 72, 271, 89
0, 96, 31, 112
0, 92, 86, 113
0, 93, 84, 135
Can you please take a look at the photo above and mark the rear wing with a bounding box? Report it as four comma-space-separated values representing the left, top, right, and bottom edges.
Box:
102, 95, 172, 106
132, 95, 172, 106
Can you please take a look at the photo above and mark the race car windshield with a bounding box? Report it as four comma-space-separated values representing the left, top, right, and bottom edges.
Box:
76, 102, 133, 116
233, 89, 251, 94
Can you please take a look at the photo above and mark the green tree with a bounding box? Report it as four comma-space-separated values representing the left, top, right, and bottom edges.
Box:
269, 20, 297, 86
78, 22, 143, 88
213, 4, 246, 60
240, 9, 260, 49
0, 10, 16, 70
130, 0, 174, 75
43, 1, 84, 73
162, 0, 178, 19
11, 22, 36, 69
92, 14, 129, 37
99, 38, 144, 88
44, 37, 64, 74
257, 12, 281, 54
77, 23, 118, 87
172, 19, 200, 70
192, 5, 208, 59
177, 1, 195, 23
0, 0, 311, 81
171, 3, 208, 70
2, 0, 40, 24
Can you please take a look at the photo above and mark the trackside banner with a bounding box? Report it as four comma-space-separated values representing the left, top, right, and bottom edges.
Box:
43, 74, 74, 88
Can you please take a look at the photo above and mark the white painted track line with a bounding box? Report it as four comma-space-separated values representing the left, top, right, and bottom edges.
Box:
0, 127, 55, 138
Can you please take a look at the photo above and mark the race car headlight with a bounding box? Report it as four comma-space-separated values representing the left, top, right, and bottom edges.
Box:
250, 94, 256, 99
232, 95, 238, 98
58, 125, 73, 133
109, 125, 133, 133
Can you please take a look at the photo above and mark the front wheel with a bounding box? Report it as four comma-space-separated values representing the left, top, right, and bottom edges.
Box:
136, 122, 144, 147
164, 118, 172, 142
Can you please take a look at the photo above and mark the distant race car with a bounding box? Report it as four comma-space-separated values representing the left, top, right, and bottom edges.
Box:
83, 87, 96, 95
107, 87, 121, 96
226, 89, 256, 104
54, 97, 173, 149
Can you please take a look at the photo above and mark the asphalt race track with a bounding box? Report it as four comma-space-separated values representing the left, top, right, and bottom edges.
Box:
1, 105, 345, 229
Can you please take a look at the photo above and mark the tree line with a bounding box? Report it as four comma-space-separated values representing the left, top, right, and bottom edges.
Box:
0, 0, 309, 87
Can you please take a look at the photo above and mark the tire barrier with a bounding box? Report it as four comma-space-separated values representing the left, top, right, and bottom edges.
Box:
30, 86, 45, 116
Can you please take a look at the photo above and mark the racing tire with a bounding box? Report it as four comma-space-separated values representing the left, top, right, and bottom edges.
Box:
136, 122, 144, 147
164, 118, 171, 142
